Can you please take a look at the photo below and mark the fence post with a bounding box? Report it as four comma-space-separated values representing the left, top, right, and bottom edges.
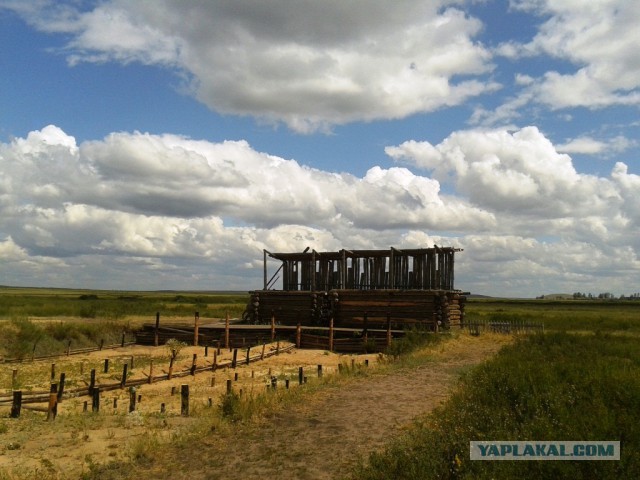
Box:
92, 387, 100, 412
271, 313, 276, 341
47, 383, 58, 421
154, 312, 160, 347
57, 373, 66, 402
129, 387, 136, 413
190, 354, 197, 376
329, 317, 334, 352
212, 350, 217, 371
10, 391, 22, 418
296, 323, 302, 348
261, 342, 266, 360
51, 363, 56, 381
89, 369, 96, 395
298, 367, 304, 385
386, 312, 392, 347
168, 355, 174, 380
225, 313, 230, 349
246, 346, 251, 365
148, 360, 154, 384
194, 311, 200, 347
121, 331, 126, 347
120, 364, 128, 388
226, 379, 232, 395
104, 359, 109, 373
317, 365, 323, 378
99, 339, 104, 351
231, 349, 238, 369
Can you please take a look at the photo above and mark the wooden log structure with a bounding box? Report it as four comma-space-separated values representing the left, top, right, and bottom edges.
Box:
244, 246, 466, 332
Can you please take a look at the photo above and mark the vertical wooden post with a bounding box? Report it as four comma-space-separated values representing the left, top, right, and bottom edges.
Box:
190, 354, 197, 375
129, 387, 136, 413
270, 313, 276, 341
89, 369, 96, 394
204, 345, 209, 357
57, 373, 66, 402
225, 313, 230, 349
168, 355, 174, 380
298, 367, 304, 385
216, 339, 221, 355
386, 312, 392, 347
296, 323, 302, 348
51, 363, 56, 381
120, 364, 128, 388
261, 342, 266, 360
231, 349, 238, 369
328, 317, 334, 352
66, 340, 72, 356
160, 403, 165, 414
212, 350, 217, 371
226, 379, 232, 395
99, 339, 104, 351
104, 359, 109, 373
317, 365, 323, 378
148, 360, 154, 384
245, 346, 251, 365
194, 312, 200, 347
276, 340, 280, 355
47, 383, 58, 421
10, 391, 22, 418
121, 331, 126, 347
154, 312, 160, 347
92, 387, 100, 412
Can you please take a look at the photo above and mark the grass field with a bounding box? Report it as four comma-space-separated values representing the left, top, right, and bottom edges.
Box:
0, 287, 249, 321
2, 289, 639, 479
352, 299, 640, 480
465, 298, 640, 334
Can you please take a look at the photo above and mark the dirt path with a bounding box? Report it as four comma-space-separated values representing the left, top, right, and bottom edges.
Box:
137, 333, 511, 480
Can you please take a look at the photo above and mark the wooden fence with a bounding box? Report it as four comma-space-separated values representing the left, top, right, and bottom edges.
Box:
1, 342, 295, 418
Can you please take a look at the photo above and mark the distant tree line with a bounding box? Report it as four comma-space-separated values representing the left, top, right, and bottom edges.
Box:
536, 292, 640, 301
571, 292, 640, 301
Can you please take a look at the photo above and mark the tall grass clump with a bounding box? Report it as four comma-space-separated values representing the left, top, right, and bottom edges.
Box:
353, 332, 640, 480
385, 328, 442, 357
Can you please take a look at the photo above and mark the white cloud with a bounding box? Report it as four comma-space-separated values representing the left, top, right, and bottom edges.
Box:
6, 0, 496, 132
1, 125, 639, 296
496, 0, 640, 113
557, 134, 637, 156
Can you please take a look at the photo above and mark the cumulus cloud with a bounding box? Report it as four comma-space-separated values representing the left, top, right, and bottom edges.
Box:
0, 125, 497, 287
386, 126, 638, 250
4, 0, 497, 132
1, 125, 639, 296
491, 0, 640, 118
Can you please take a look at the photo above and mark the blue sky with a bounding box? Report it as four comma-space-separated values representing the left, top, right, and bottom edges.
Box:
0, 0, 638, 297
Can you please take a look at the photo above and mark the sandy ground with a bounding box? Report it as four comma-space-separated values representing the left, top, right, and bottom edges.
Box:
0, 342, 376, 479
0, 333, 511, 479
